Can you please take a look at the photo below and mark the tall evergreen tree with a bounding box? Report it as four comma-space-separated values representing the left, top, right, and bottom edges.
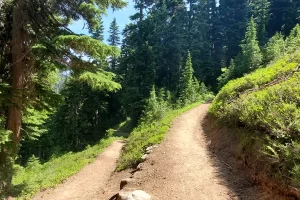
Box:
268, 0, 300, 37
178, 52, 199, 105
0, 0, 126, 192
119, 18, 156, 123
108, 18, 121, 46
157, 0, 188, 91
240, 16, 262, 74
189, 0, 211, 85
217, 17, 262, 87
219, 0, 249, 65
249, 0, 270, 46
108, 18, 121, 70
90, 17, 105, 41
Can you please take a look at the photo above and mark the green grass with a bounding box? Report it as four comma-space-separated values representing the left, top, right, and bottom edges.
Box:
116, 101, 208, 171
12, 136, 122, 199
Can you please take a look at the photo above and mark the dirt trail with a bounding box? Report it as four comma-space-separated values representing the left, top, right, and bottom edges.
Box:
101, 104, 262, 199
33, 140, 124, 200
34, 104, 265, 200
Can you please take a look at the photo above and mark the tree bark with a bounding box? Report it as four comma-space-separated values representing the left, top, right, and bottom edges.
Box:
0, 0, 28, 193
8, 0, 27, 145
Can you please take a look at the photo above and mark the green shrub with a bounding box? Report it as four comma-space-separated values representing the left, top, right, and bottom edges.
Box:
211, 52, 300, 116
210, 51, 300, 187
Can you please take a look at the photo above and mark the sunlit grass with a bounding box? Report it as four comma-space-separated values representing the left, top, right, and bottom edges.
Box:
12, 136, 121, 199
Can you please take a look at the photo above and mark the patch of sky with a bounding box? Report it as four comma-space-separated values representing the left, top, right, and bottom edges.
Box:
68, 0, 136, 43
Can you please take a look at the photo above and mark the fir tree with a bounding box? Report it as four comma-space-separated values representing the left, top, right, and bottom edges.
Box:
108, 18, 121, 70
219, 0, 249, 66
249, 0, 270, 46
0, 0, 126, 193
240, 17, 262, 74
268, 0, 299, 37
178, 52, 198, 105
90, 17, 105, 41
264, 32, 285, 63
108, 18, 121, 46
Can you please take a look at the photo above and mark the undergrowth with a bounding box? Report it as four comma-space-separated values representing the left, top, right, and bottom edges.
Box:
12, 136, 122, 199
210, 27, 300, 188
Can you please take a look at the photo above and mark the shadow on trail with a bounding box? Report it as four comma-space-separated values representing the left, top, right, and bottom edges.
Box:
200, 113, 262, 200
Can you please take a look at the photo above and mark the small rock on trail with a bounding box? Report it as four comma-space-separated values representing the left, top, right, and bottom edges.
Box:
117, 190, 151, 200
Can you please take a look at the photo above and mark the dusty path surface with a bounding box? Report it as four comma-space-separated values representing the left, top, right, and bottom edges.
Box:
34, 104, 265, 200
33, 140, 124, 200
101, 104, 262, 200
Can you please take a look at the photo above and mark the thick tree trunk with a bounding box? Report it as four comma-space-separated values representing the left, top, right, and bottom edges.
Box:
8, 0, 26, 145
0, 0, 28, 193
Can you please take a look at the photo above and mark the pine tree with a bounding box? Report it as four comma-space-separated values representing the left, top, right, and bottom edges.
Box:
219, 0, 249, 66
90, 17, 105, 41
108, 18, 121, 46
119, 19, 156, 123
178, 52, 197, 105
218, 18, 262, 87
108, 18, 121, 70
0, 0, 126, 193
189, 0, 211, 86
240, 17, 262, 74
268, 0, 299, 37
140, 85, 159, 123
264, 32, 285, 63
249, 0, 270, 46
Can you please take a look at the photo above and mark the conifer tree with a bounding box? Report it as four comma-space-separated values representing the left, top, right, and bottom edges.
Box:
0, 0, 126, 193
108, 18, 121, 46
219, 0, 249, 65
217, 18, 262, 87
249, 0, 270, 46
140, 85, 159, 123
108, 18, 121, 70
91, 17, 105, 41
240, 17, 262, 74
178, 52, 198, 105
264, 32, 285, 63
268, 0, 299, 37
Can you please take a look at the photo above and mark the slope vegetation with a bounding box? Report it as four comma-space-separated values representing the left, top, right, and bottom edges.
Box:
210, 27, 300, 195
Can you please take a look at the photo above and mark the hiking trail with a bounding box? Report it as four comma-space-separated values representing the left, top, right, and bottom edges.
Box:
34, 104, 269, 200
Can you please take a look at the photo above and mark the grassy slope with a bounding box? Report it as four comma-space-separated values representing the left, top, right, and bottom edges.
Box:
12, 136, 121, 199
116, 101, 209, 171
210, 52, 300, 188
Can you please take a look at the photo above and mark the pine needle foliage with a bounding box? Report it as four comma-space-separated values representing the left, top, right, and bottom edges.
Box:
79, 71, 121, 91
240, 16, 263, 72
218, 17, 262, 88
178, 52, 205, 106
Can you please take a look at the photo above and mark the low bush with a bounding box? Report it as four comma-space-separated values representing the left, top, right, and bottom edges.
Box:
210, 52, 300, 187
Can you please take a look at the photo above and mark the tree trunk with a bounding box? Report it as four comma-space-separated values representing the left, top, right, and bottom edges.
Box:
8, 0, 27, 144
0, 0, 28, 193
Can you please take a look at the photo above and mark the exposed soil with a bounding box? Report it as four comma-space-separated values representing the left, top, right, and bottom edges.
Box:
100, 104, 265, 200
34, 104, 291, 200
33, 140, 124, 200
